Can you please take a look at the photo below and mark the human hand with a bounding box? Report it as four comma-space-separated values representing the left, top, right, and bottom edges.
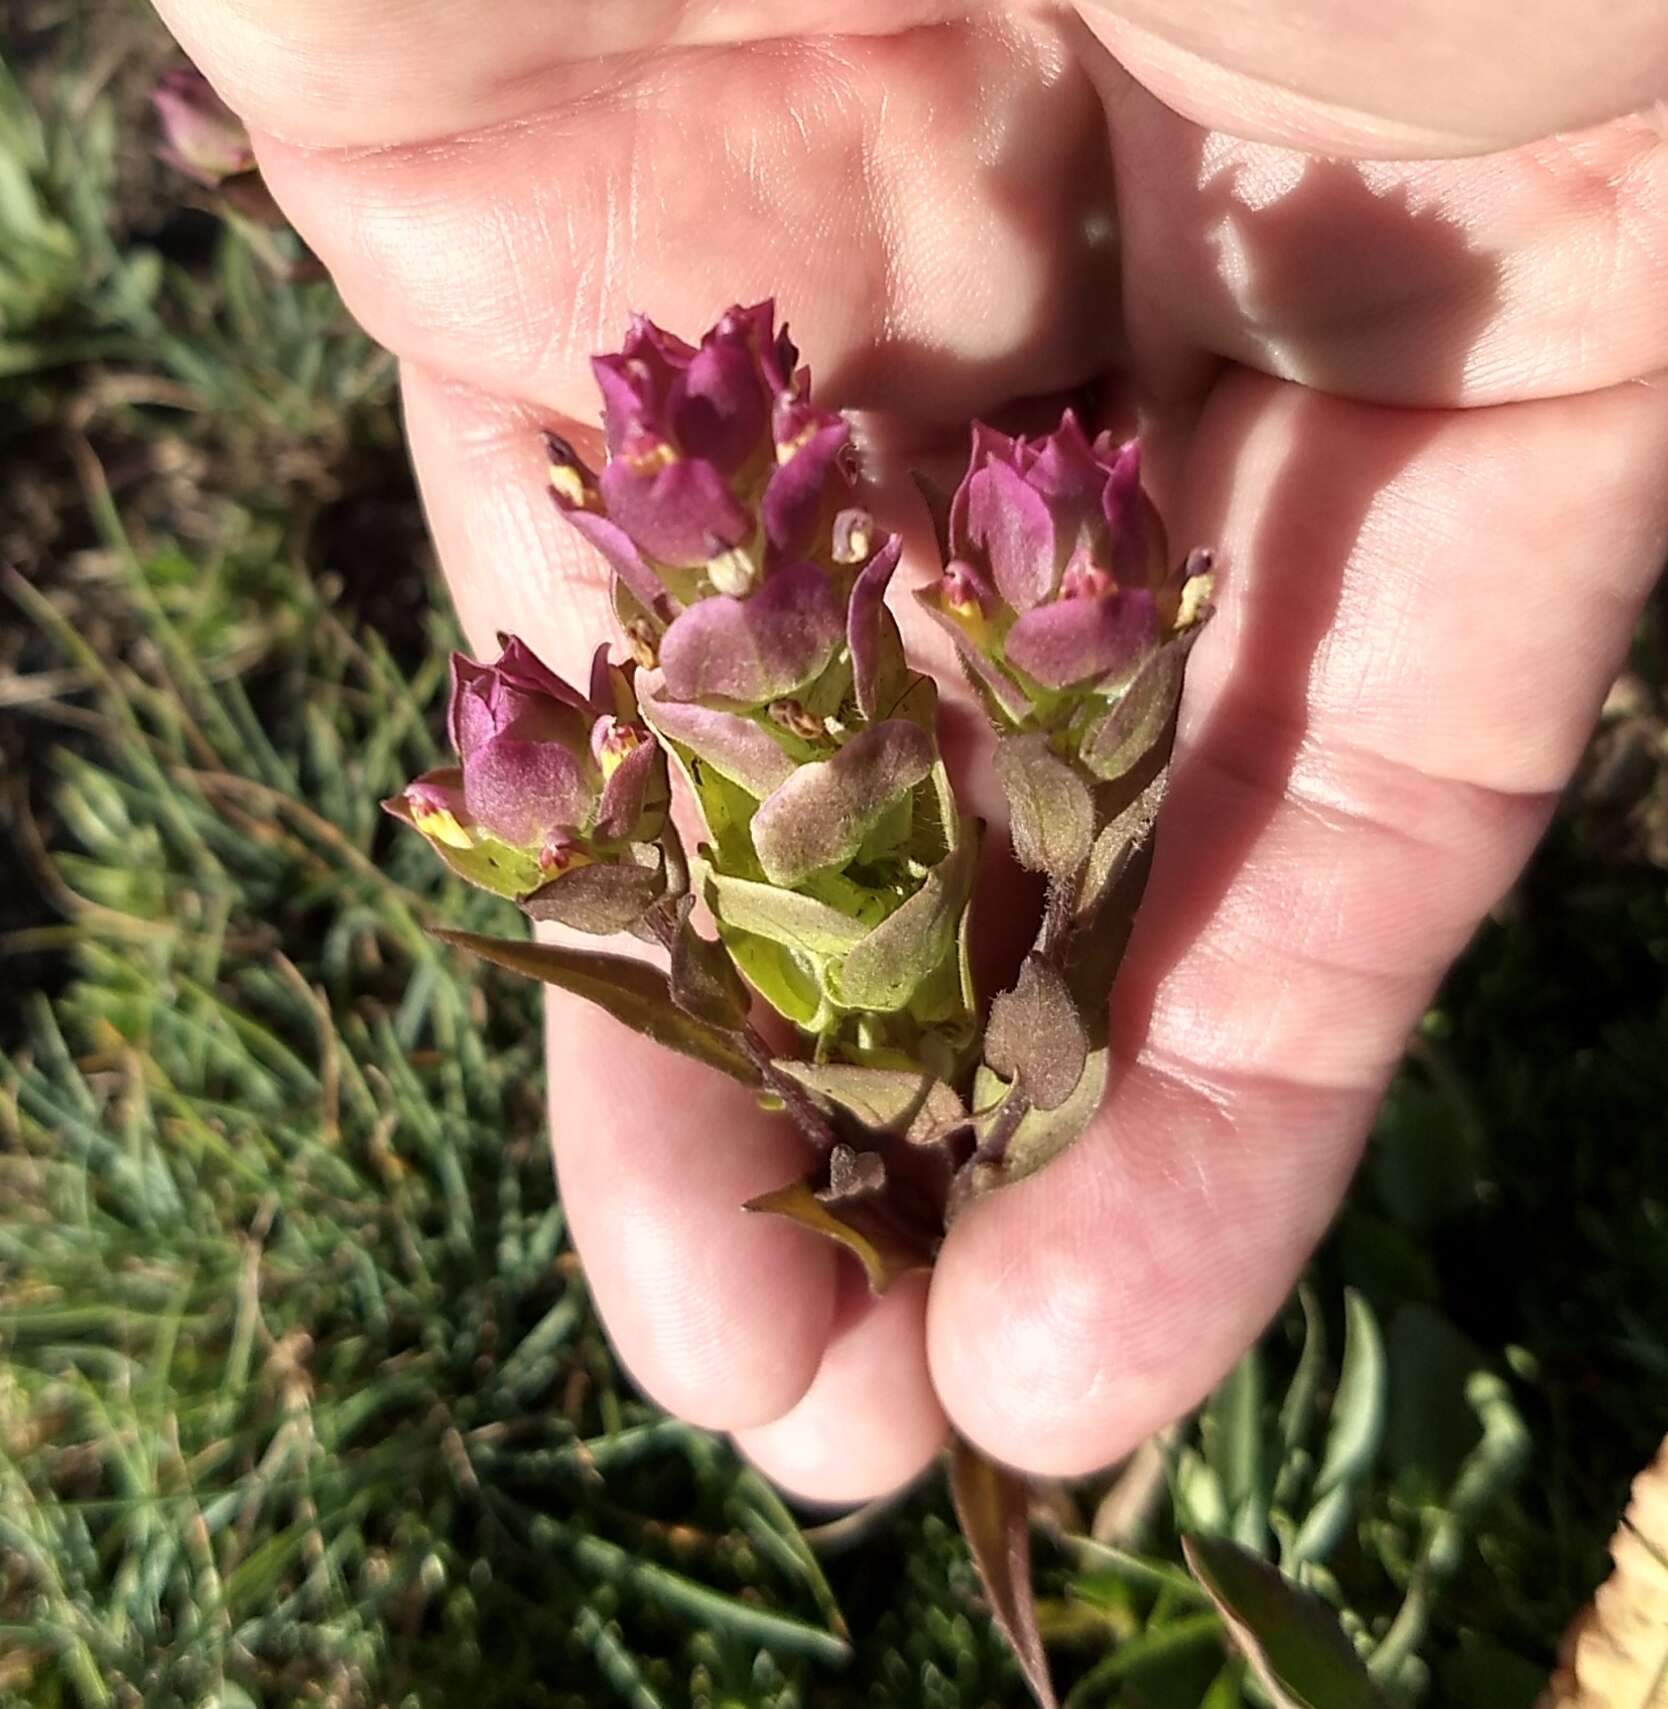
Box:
153, 0, 1668, 1500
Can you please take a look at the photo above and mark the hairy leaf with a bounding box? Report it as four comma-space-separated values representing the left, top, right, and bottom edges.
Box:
639, 683, 798, 801
995, 732, 1094, 880
984, 957, 1088, 1112
722, 926, 822, 1027
847, 534, 908, 721
1077, 771, 1167, 923
703, 868, 870, 957
771, 1061, 967, 1143
658, 561, 844, 704
668, 897, 752, 1028
1183, 1533, 1393, 1709
832, 835, 976, 1013
521, 856, 665, 934
744, 1178, 925, 1293
948, 1435, 1057, 1709
752, 719, 935, 887
432, 929, 757, 1084
1079, 623, 1203, 783
993, 1045, 1109, 1184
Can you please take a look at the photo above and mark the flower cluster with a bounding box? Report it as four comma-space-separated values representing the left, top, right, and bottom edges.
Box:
392, 301, 1211, 1238
385, 639, 669, 932
918, 414, 1213, 781
542, 303, 976, 1062
384, 302, 1218, 1709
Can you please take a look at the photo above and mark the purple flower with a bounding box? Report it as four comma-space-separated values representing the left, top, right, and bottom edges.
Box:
153, 67, 256, 187
547, 303, 863, 714
386, 637, 667, 903
916, 413, 1211, 718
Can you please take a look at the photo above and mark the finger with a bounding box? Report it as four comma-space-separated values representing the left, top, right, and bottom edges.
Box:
244, 22, 1118, 432
543, 1001, 835, 1430
930, 368, 1668, 1474
399, 368, 608, 676
154, 0, 1668, 159
250, 42, 1663, 426
149, 0, 957, 145
404, 366, 839, 1429
1079, 0, 1668, 156
734, 1270, 947, 1504
1109, 83, 1668, 409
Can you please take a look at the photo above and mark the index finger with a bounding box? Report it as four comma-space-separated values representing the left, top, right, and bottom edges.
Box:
155, 0, 1668, 158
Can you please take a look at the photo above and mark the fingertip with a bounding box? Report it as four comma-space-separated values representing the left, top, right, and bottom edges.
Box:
927, 1071, 1358, 1476
545, 998, 839, 1434
735, 1268, 947, 1504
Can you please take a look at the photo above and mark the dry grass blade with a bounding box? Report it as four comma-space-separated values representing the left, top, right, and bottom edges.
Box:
1539, 1435, 1668, 1708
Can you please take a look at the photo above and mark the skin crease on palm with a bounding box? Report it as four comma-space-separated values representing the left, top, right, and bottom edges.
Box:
152, 0, 1668, 1502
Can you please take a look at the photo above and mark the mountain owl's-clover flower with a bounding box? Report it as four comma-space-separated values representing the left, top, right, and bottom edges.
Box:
389, 304, 1219, 1709
917, 413, 1213, 773
545, 302, 860, 718
152, 66, 257, 186
384, 638, 668, 926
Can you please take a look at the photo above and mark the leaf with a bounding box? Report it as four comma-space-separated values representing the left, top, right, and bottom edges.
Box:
1176, 1445, 1231, 1535
432, 929, 757, 1084
744, 1177, 925, 1293
948, 1434, 1058, 1709
752, 718, 935, 887
1535, 1437, 1668, 1707
993, 1045, 1109, 1184
1057, 767, 1172, 1026
1204, 1345, 1268, 1553
832, 834, 977, 1013
521, 856, 665, 934
1285, 1290, 1387, 1566
721, 925, 823, 1027
771, 1061, 967, 1142
847, 534, 908, 721
1076, 771, 1167, 923
1079, 624, 1203, 783
1313, 1290, 1389, 1502
1278, 1284, 1327, 1459
703, 868, 871, 957
667, 897, 751, 1028
645, 694, 799, 800
985, 957, 1089, 1112
1182, 1533, 1394, 1709
995, 732, 1094, 880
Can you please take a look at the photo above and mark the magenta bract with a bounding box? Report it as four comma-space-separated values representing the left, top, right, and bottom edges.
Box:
388, 639, 666, 898
547, 302, 867, 713
919, 411, 1209, 711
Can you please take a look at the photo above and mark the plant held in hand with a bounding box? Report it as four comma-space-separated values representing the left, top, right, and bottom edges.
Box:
386, 301, 1215, 1706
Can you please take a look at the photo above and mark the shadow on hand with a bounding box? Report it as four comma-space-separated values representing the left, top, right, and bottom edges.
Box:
1106, 120, 1505, 1071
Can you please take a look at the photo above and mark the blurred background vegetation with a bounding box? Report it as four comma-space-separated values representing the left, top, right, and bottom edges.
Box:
2, 3, 1665, 1705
